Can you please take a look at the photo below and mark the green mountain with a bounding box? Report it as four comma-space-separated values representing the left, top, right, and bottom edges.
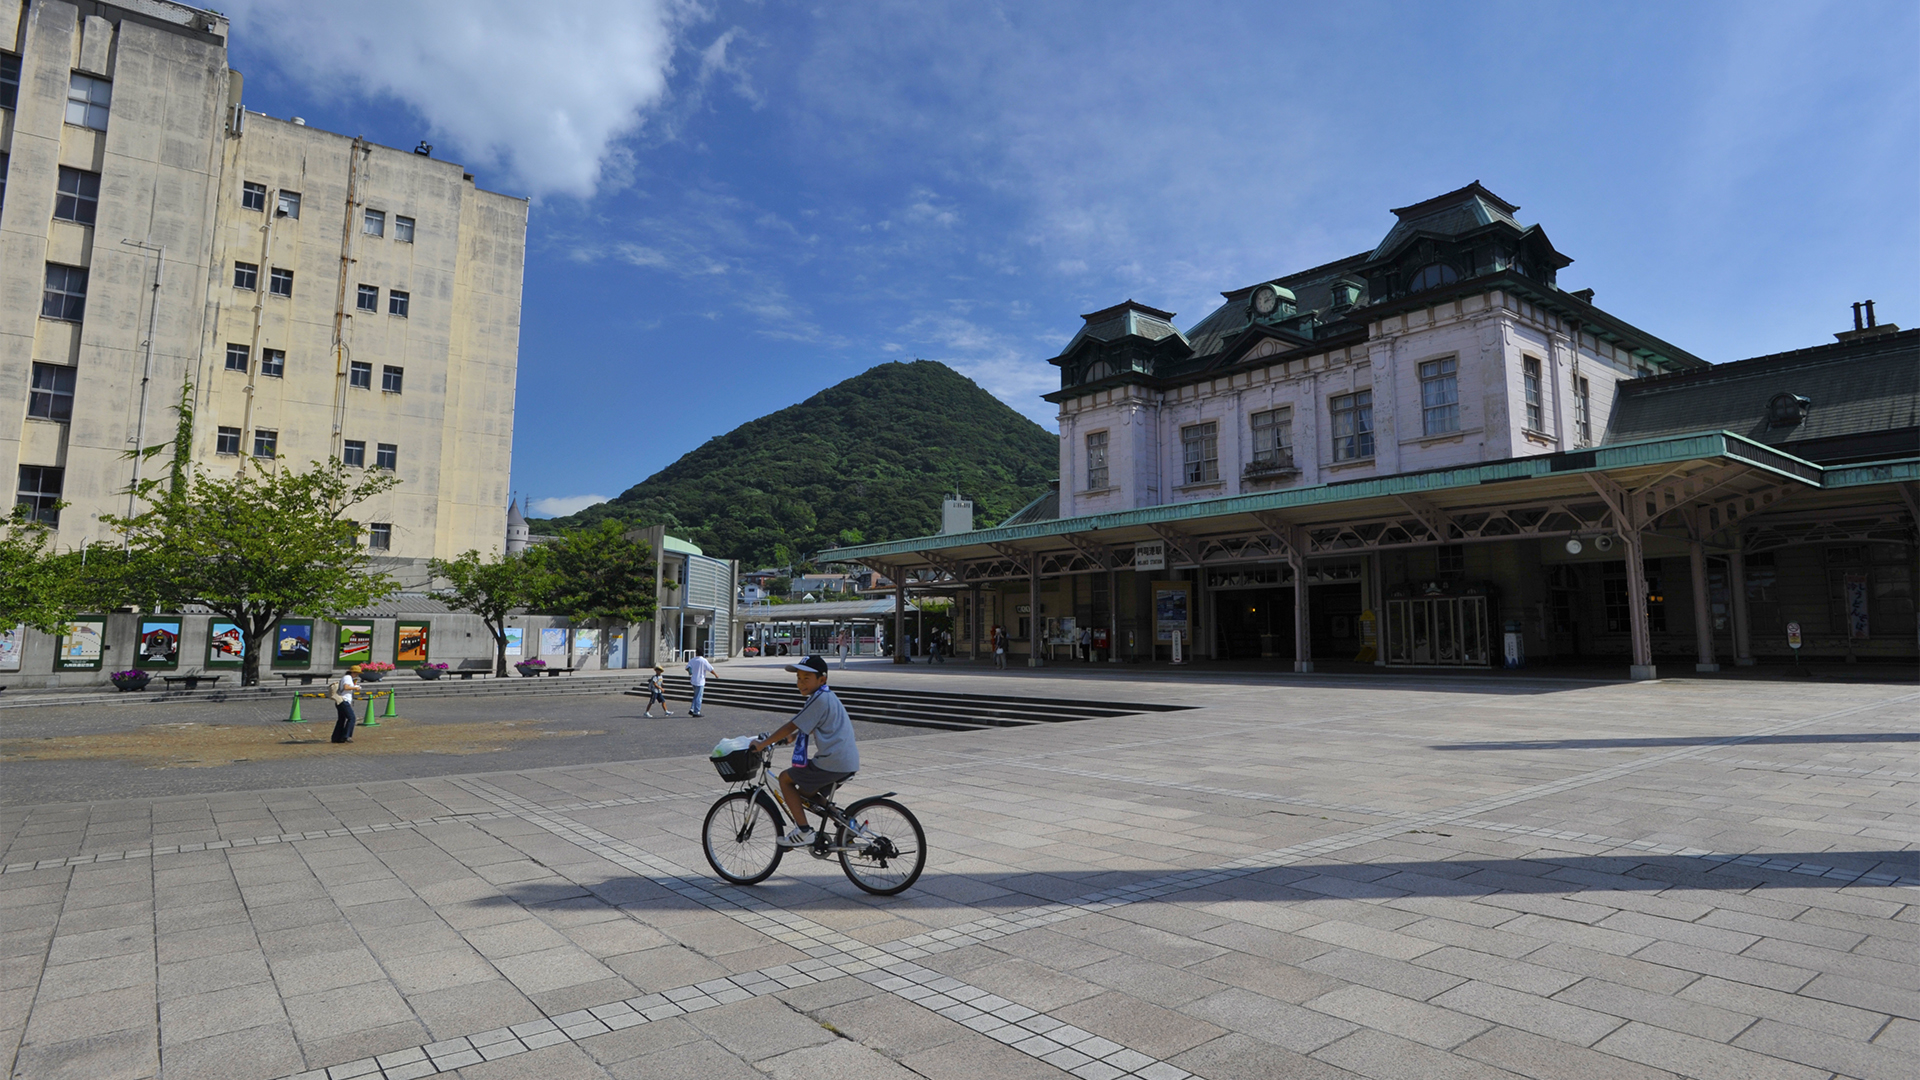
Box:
535, 361, 1058, 566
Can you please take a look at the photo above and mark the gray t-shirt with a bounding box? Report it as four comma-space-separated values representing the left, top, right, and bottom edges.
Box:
791, 685, 859, 773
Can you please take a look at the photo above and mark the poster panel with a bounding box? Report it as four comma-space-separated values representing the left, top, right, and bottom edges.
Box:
274, 619, 314, 668
395, 621, 430, 666
0, 624, 22, 672
1152, 580, 1191, 643
573, 628, 599, 654
207, 622, 246, 666
1844, 573, 1869, 639
136, 618, 182, 669
540, 628, 568, 656
503, 627, 523, 657
57, 617, 107, 670
337, 622, 374, 666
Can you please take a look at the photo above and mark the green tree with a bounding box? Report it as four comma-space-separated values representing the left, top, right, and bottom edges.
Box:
540, 520, 658, 668
106, 458, 401, 686
0, 511, 81, 635
429, 548, 553, 676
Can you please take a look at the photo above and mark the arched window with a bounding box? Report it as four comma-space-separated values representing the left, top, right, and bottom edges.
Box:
1081, 359, 1113, 384
1406, 263, 1459, 293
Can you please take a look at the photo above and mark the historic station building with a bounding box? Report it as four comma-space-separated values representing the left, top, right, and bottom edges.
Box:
832, 184, 1918, 678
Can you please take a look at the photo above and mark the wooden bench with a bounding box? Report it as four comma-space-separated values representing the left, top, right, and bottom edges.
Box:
161, 673, 224, 690
275, 671, 333, 686
536, 666, 576, 676
450, 658, 494, 680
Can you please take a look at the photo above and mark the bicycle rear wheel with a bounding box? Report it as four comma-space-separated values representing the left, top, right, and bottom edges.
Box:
837, 797, 926, 895
703, 791, 784, 885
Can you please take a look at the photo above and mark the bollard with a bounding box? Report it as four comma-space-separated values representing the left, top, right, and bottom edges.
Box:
285, 695, 305, 722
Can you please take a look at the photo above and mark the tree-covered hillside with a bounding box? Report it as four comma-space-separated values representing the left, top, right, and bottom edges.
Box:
535, 361, 1057, 565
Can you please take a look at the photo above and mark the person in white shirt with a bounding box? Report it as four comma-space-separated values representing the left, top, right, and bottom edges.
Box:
330, 666, 361, 744
687, 650, 716, 717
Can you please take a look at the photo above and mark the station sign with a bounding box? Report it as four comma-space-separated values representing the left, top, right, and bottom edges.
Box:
1133, 542, 1166, 571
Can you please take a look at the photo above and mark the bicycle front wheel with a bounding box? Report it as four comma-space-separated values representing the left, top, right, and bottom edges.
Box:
838, 797, 926, 895
703, 791, 784, 885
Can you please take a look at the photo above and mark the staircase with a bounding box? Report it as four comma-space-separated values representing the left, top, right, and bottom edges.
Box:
636, 675, 1191, 732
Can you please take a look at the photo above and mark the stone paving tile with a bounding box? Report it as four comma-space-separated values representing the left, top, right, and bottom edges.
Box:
3, 674, 1916, 1080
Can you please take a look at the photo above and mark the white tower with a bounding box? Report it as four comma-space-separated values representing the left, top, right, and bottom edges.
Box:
505, 500, 530, 555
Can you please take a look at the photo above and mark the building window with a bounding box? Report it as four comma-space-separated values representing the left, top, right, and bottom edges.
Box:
1181, 422, 1219, 484
1085, 430, 1109, 490
349, 361, 372, 389
1574, 376, 1592, 445
275, 190, 300, 218
66, 74, 111, 130
363, 209, 385, 236
27, 363, 77, 421
1603, 560, 1666, 633
53, 167, 101, 225
1523, 356, 1544, 432
1331, 390, 1374, 461
252, 429, 278, 458
42, 264, 88, 321
241, 181, 266, 212
393, 216, 415, 243
233, 261, 258, 290
1437, 544, 1465, 577
1419, 357, 1460, 435
357, 284, 379, 312
16, 466, 63, 525
375, 443, 398, 471
216, 426, 241, 455
1250, 407, 1292, 464
368, 523, 392, 550
259, 348, 285, 378
224, 343, 249, 372
269, 267, 293, 297
381, 365, 404, 393
1, 52, 20, 111
342, 439, 365, 467
388, 290, 409, 317
1406, 263, 1458, 293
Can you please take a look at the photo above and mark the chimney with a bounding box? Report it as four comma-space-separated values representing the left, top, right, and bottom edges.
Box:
1835, 299, 1900, 342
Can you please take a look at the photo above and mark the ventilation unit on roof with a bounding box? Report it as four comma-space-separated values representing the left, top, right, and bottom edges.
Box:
1767, 393, 1811, 429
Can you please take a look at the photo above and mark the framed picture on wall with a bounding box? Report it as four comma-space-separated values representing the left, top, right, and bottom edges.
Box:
337, 622, 374, 667
273, 619, 314, 668
207, 622, 246, 667
56, 618, 107, 671
395, 621, 430, 667
540, 628, 567, 656
1152, 581, 1191, 643
504, 627, 523, 656
0, 624, 22, 672
136, 618, 182, 669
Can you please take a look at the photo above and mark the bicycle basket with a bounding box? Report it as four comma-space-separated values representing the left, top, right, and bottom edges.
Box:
711, 748, 762, 783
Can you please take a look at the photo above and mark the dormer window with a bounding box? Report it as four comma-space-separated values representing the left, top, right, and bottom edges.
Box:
1406, 263, 1458, 293
1767, 393, 1811, 429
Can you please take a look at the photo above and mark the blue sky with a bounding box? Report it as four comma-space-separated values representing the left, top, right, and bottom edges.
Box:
225, 0, 1919, 519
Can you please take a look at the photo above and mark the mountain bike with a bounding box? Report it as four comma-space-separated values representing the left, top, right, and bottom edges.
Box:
702, 745, 926, 895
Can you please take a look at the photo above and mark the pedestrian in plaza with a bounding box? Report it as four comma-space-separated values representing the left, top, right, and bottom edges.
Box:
687, 649, 715, 717
643, 664, 673, 717
993, 625, 1008, 669
837, 630, 852, 668
1079, 625, 1092, 662
932, 628, 946, 664
905, 632, 916, 663
329, 665, 361, 744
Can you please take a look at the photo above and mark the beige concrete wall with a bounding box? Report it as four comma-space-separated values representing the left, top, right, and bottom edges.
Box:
1, 0, 527, 564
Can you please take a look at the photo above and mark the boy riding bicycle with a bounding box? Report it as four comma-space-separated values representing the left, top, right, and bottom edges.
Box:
750, 655, 860, 848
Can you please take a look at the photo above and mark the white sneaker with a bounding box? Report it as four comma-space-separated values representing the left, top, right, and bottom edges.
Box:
776, 826, 816, 848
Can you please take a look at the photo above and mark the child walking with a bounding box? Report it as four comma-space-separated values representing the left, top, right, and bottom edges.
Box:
643, 665, 673, 717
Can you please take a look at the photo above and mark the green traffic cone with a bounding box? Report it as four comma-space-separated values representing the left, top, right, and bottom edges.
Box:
384, 689, 398, 717
285, 695, 305, 722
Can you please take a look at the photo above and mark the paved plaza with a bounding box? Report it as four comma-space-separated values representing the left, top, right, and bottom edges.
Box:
1, 665, 1915, 1080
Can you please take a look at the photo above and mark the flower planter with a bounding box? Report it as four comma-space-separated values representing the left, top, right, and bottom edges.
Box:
110, 675, 151, 692
415, 668, 443, 680
359, 669, 387, 683
514, 664, 544, 677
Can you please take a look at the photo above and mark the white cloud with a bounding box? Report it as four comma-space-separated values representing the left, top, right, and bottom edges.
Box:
226, 0, 700, 198
530, 494, 610, 517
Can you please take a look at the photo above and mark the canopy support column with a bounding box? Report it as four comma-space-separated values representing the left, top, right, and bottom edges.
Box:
1029, 560, 1042, 667
1729, 545, 1755, 666
1290, 548, 1313, 674
1623, 532, 1657, 680
1690, 535, 1718, 673
893, 580, 908, 665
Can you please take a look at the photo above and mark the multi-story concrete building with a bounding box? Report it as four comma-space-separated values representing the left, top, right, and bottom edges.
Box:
1, 0, 527, 565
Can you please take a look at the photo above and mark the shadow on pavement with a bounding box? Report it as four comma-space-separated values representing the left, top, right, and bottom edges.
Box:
491, 849, 1918, 915
1433, 732, 1920, 751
